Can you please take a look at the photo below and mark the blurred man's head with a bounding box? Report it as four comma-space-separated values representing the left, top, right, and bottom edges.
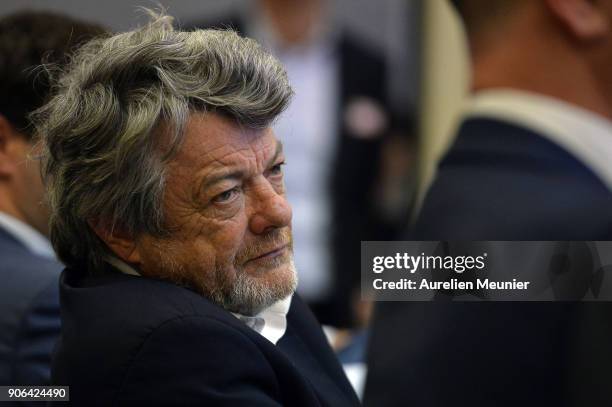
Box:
0, 11, 105, 236
258, 0, 327, 46
34, 14, 297, 316
450, 0, 612, 117
450, 0, 527, 40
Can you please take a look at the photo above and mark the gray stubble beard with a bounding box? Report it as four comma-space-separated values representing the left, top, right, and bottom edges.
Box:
221, 254, 298, 316
153, 233, 298, 316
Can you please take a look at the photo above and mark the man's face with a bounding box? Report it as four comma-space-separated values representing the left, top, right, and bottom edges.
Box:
3, 130, 49, 236
16, 140, 49, 236
136, 113, 296, 315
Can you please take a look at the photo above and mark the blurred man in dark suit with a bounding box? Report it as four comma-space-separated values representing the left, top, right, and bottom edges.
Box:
366, 0, 612, 406
33, 12, 359, 406
0, 11, 104, 386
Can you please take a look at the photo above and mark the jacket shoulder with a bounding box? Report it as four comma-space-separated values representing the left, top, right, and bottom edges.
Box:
54, 271, 281, 404
115, 315, 281, 405
414, 118, 612, 240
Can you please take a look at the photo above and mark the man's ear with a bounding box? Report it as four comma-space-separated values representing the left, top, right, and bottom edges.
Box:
0, 115, 20, 178
88, 218, 142, 265
545, 0, 610, 40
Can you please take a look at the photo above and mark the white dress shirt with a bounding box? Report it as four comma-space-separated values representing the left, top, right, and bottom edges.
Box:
106, 256, 292, 345
465, 89, 612, 192
0, 211, 54, 258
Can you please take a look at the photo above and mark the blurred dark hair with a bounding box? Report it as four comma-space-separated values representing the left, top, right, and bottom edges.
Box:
447, 0, 524, 36
0, 11, 106, 138
449, 0, 462, 12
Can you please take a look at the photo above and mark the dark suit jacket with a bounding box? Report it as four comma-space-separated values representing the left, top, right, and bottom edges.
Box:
188, 15, 396, 327
0, 226, 61, 386
364, 118, 612, 407
52, 264, 360, 406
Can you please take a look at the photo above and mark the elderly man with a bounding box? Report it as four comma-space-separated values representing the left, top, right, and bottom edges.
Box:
366, 0, 612, 406
191, 0, 397, 331
33, 13, 359, 406
0, 11, 104, 386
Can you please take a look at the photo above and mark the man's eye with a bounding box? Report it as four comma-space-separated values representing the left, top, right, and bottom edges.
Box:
212, 187, 240, 204
270, 162, 285, 175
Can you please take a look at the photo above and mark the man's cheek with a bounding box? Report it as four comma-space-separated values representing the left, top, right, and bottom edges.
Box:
210, 225, 248, 260
199, 208, 245, 232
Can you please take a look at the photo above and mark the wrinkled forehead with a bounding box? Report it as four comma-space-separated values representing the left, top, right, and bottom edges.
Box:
171, 112, 279, 175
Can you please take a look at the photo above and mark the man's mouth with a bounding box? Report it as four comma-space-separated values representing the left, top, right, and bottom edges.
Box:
247, 244, 289, 263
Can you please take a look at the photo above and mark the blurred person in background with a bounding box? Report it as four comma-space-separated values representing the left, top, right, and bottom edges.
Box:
35, 13, 360, 405
365, 0, 612, 406
189, 0, 408, 333
0, 11, 104, 386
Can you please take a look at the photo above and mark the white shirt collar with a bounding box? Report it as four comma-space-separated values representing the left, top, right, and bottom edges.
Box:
231, 295, 292, 345
105, 255, 141, 276
106, 255, 292, 345
0, 211, 55, 258
465, 89, 612, 192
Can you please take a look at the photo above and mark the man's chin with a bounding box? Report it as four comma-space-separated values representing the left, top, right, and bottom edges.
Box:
225, 256, 298, 315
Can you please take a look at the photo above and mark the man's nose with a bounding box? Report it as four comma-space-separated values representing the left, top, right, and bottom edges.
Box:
248, 183, 292, 235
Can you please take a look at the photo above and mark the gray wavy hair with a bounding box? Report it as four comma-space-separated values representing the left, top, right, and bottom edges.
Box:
31, 12, 293, 272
